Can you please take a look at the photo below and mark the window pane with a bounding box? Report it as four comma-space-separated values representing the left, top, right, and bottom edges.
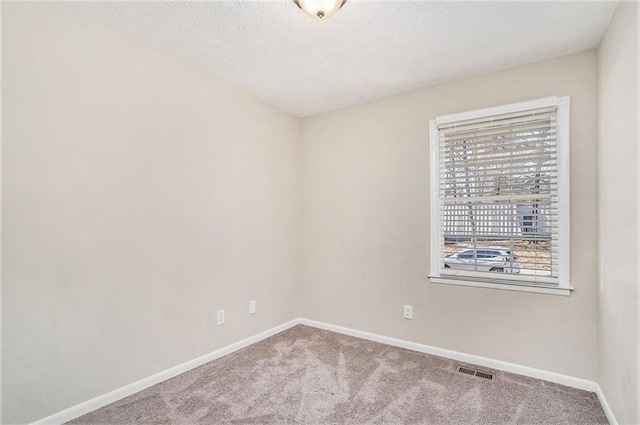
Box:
438, 107, 559, 279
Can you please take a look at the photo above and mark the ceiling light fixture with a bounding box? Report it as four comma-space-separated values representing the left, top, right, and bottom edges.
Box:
293, 0, 347, 20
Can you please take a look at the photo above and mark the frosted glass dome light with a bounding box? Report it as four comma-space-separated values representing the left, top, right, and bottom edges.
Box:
294, 0, 347, 20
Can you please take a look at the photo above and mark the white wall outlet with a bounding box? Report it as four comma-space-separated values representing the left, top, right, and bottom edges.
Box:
403, 304, 413, 320
216, 309, 225, 326
249, 300, 256, 315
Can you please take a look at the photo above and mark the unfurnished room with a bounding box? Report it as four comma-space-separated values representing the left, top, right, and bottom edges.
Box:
1, 1, 639, 424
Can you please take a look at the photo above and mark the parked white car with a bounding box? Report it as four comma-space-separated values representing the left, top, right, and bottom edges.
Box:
444, 248, 520, 273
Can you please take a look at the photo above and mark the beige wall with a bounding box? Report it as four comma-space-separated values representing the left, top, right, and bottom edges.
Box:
301, 51, 599, 380
1, 3, 301, 423
597, 2, 640, 424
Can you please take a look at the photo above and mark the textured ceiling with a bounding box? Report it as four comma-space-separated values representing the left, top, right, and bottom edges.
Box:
61, 1, 618, 117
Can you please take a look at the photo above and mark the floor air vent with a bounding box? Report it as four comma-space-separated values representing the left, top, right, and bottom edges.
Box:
475, 371, 494, 380
457, 367, 477, 376
457, 366, 494, 380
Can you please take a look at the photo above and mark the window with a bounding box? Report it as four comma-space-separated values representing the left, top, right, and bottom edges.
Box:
429, 97, 571, 296
458, 250, 474, 259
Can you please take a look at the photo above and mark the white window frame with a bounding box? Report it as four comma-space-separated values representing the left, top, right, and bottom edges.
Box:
429, 96, 572, 296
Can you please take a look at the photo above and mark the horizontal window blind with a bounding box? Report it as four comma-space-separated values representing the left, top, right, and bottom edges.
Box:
437, 105, 559, 285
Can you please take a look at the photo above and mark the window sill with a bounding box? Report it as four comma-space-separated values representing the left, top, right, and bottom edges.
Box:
428, 276, 573, 296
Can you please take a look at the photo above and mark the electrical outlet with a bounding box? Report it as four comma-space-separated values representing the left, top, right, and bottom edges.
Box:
249, 300, 256, 315
216, 309, 225, 326
403, 304, 413, 320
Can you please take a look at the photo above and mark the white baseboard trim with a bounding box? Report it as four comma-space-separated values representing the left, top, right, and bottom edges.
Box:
299, 318, 599, 393
30, 319, 300, 425
595, 384, 619, 425
31, 317, 616, 425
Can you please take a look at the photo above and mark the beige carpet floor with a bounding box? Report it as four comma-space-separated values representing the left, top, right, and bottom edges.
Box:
68, 325, 608, 424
